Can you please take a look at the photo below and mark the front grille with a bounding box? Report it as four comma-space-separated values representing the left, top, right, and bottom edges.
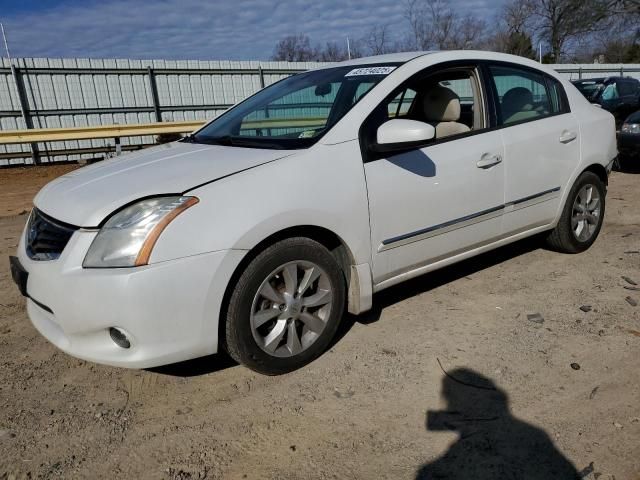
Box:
25, 209, 79, 261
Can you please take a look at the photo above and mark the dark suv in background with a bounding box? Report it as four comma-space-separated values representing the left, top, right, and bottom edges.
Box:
572, 77, 640, 127
618, 110, 640, 164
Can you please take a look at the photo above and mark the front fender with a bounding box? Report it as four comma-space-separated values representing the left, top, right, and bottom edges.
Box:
148, 143, 372, 268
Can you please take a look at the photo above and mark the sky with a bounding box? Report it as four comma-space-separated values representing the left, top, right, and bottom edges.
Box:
0, 0, 502, 61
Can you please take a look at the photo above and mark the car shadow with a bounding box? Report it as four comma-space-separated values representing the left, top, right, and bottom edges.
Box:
415, 368, 583, 479
152, 235, 543, 378
614, 156, 640, 174
147, 351, 238, 377
388, 150, 437, 177
344, 234, 543, 330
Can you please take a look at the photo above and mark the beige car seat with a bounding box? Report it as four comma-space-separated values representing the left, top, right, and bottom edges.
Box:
422, 86, 471, 139
501, 87, 537, 124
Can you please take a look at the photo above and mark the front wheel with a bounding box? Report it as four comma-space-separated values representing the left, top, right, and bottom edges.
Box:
545, 171, 606, 253
223, 237, 346, 375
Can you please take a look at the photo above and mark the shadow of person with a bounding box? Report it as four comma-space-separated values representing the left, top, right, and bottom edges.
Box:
416, 368, 581, 480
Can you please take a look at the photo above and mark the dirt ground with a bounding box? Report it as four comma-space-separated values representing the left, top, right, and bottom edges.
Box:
0, 165, 638, 480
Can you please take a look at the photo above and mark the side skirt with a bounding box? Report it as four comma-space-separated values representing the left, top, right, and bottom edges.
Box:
372, 222, 552, 293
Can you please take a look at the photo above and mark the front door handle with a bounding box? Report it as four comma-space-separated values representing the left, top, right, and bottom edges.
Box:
477, 153, 502, 169
559, 130, 577, 144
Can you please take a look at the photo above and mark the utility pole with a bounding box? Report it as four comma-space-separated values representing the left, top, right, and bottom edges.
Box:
1, 21, 40, 165
539, 42, 543, 63
1, 22, 12, 64
346, 37, 351, 60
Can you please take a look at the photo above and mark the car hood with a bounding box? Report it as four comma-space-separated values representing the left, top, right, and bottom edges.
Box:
34, 142, 294, 227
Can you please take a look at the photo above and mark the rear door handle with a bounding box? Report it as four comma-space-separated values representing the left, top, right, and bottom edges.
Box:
477, 153, 502, 169
559, 131, 577, 144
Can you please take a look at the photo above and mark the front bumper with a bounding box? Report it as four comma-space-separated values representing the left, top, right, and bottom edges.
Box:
13, 227, 245, 368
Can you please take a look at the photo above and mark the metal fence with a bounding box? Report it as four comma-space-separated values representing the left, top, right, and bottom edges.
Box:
1, 58, 639, 167
0, 58, 329, 166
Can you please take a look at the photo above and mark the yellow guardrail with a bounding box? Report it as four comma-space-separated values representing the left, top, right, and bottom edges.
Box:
0, 121, 205, 145
0, 117, 328, 145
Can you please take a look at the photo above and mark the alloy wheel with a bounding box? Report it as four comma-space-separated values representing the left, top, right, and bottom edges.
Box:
571, 184, 601, 242
250, 261, 334, 358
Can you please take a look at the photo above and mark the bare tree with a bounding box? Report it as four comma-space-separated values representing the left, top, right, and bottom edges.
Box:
487, 0, 536, 58
405, 0, 487, 50
272, 34, 318, 61
489, 29, 537, 58
606, 0, 640, 15
526, 0, 610, 62
452, 16, 487, 49
574, 13, 640, 62
319, 41, 349, 62
502, 0, 534, 33
366, 25, 392, 55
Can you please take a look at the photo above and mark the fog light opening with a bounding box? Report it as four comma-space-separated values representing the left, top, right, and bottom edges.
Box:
109, 327, 131, 349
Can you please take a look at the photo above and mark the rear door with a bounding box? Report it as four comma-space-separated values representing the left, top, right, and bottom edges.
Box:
485, 63, 580, 235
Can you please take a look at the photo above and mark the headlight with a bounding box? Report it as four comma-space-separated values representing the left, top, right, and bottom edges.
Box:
621, 123, 640, 134
83, 196, 199, 268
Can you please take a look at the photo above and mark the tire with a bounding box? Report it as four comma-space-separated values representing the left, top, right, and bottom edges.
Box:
545, 171, 606, 253
223, 237, 346, 375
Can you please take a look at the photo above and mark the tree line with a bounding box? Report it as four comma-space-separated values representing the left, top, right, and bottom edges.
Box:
272, 0, 640, 63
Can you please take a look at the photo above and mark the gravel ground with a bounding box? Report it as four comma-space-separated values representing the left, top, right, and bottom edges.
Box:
0, 166, 638, 479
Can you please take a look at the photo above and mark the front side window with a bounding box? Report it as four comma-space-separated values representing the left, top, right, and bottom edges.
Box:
489, 65, 555, 126
373, 67, 484, 139
191, 65, 398, 150
388, 88, 417, 118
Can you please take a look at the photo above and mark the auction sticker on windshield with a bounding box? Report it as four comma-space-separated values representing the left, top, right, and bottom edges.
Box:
345, 66, 397, 76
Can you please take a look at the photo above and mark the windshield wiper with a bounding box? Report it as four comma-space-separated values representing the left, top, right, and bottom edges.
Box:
181, 134, 235, 146
195, 135, 285, 150
181, 133, 198, 143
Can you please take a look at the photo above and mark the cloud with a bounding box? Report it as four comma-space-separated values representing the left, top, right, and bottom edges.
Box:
0, 0, 503, 60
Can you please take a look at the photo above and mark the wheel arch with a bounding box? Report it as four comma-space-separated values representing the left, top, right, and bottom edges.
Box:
582, 163, 608, 186
218, 225, 369, 348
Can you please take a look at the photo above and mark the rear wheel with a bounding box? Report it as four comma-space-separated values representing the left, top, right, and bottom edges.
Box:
223, 237, 345, 375
546, 171, 606, 253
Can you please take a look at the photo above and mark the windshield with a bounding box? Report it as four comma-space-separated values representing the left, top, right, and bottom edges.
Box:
189, 65, 399, 150
573, 80, 605, 101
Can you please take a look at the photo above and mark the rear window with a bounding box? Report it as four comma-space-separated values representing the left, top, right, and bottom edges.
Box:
489, 65, 554, 126
573, 80, 605, 100
618, 81, 639, 96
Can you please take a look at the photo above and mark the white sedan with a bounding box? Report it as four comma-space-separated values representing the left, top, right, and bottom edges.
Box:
10, 51, 617, 374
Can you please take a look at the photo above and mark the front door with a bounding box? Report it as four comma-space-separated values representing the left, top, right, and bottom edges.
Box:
362, 66, 505, 286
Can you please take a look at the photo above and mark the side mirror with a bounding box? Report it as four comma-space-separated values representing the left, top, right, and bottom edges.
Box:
373, 119, 436, 153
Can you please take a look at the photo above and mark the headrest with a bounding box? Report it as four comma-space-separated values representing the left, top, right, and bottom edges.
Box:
423, 86, 461, 122
502, 87, 533, 117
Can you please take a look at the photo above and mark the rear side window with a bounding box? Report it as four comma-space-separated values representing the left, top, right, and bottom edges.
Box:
488, 65, 562, 126
618, 81, 637, 97
547, 77, 568, 114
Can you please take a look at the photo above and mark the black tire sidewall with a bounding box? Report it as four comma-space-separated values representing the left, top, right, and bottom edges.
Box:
225, 238, 346, 375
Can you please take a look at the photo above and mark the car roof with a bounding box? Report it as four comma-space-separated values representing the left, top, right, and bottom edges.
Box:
309, 51, 573, 84
573, 78, 607, 83
330, 51, 434, 66
309, 52, 434, 71
313, 50, 557, 73
573, 77, 637, 83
